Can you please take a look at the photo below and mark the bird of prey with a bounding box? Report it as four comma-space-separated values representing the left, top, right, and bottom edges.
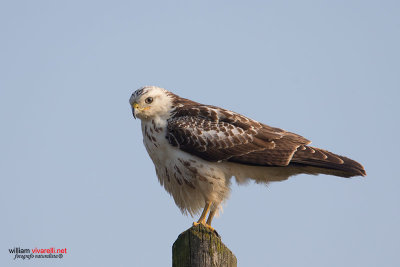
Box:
129, 86, 366, 230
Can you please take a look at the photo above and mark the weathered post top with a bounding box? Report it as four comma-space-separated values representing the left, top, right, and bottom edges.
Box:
172, 224, 237, 267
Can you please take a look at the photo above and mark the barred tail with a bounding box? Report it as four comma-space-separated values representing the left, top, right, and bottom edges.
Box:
290, 146, 366, 178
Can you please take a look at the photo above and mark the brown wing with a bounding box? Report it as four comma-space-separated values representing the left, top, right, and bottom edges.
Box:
167, 104, 310, 166
167, 102, 366, 178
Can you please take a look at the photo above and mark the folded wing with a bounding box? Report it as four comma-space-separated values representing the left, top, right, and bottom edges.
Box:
167, 104, 365, 178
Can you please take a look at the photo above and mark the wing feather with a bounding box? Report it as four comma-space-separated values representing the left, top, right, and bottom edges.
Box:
165, 96, 366, 177
167, 104, 308, 166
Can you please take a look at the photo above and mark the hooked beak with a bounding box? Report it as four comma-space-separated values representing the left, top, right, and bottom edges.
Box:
132, 102, 139, 119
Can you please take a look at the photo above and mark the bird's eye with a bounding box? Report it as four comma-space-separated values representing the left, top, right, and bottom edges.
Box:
145, 97, 153, 104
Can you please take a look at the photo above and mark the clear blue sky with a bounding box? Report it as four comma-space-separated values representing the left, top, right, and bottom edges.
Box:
1, 1, 399, 266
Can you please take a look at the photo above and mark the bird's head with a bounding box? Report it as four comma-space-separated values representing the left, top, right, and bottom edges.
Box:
129, 86, 174, 120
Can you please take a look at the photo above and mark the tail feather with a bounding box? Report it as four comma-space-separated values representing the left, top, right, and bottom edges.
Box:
291, 146, 366, 178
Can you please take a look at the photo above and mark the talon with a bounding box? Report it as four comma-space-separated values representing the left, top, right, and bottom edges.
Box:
192, 221, 202, 227
206, 224, 215, 231
192, 221, 214, 231
193, 220, 206, 227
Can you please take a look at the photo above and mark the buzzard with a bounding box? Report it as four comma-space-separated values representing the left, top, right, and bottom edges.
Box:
129, 86, 366, 230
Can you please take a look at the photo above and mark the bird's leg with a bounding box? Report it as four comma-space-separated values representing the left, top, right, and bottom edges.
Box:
195, 201, 211, 225
193, 201, 214, 231
206, 209, 216, 227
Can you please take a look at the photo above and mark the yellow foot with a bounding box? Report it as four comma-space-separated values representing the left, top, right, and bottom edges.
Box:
192, 221, 215, 231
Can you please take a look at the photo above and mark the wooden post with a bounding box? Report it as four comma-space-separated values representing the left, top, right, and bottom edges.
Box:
172, 224, 237, 267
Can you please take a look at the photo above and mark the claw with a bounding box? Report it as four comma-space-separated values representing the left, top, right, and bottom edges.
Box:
193, 221, 215, 232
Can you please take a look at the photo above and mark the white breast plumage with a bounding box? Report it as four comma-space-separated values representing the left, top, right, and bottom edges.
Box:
141, 118, 230, 216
